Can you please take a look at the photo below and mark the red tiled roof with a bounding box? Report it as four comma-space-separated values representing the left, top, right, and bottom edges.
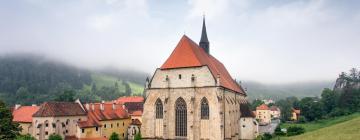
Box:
270, 106, 280, 111
130, 110, 142, 116
78, 103, 130, 128
256, 104, 269, 110
115, 96, 144, 104
12, 106, 39, 123
33, 102, 87, 117
160, 35, 245, 94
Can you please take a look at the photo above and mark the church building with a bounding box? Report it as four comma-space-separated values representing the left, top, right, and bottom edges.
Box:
141, 18, 257, 140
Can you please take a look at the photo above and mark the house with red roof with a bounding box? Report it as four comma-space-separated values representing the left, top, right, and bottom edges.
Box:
115, 96, 144, 123
12, 104, 39, 135
141, 18, 255, 140
77, 101, 131, 139
255, 104, 272, 125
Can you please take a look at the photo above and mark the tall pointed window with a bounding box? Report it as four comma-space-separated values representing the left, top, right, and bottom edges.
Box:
175, 97, 187, 137
155, 99, 163, 119
201, 97, 209, 119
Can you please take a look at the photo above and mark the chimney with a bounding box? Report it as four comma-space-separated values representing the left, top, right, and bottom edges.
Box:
85, 103, 90, 110
15, 104, 21, 110
100, 101, 105, 111
122, 104, 126, 110
91, 103, 95, 111
216, 74, 220, 86
112, 103, 116, 110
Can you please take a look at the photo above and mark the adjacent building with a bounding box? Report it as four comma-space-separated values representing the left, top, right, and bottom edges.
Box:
12, 105, 39, 135
141, 18, 256, 140
255, 104, 271, 125
32, 101, 88, 140
116, 96, 144, 122
269, 106, 281, 119
77, 102, 131, 139
291, 108, 301, 121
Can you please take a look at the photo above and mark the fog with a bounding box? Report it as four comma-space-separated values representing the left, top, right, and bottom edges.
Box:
0, 0, 359, 83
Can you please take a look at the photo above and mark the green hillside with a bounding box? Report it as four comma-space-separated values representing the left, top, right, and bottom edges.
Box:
288, 114, 360, 140
90, 73, 144, 96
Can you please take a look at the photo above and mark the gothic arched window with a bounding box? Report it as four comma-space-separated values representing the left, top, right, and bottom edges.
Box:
201, 97, 209, 119
155, 99, 163, 119
175, 97, 187, 137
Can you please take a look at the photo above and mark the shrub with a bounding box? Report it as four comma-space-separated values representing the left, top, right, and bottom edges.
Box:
287, 126, 305, 136
274, 126, 285, 136
262, 133, 272, 140
329, 108, 351, 117
109, 132, 120, 140
16, 134, 36, 140
134, 133, 142, 140
298, 116, 307, 123
48, 134, 62, 140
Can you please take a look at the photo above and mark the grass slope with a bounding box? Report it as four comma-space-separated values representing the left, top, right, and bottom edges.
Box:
281, 113, 360, 133
91, 73, 144, 95
289, 114, 360, 140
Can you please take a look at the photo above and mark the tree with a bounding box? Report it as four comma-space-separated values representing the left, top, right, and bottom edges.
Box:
0, 100, 21, 140
123, 81, 132, 96
275, 99, 292, 121
299, 97, 324, 121
54, 89, 76, 102
109, 132, 120, 140
16, 134, 36, 140
48, 134, 62, 140
287, 126, 305, 136
250, 99, 264, 110
320, 88, 339, 113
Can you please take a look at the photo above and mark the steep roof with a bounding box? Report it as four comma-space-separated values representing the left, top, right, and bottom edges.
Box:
292, 108, 301, 114
160, 35, 245, 94
78, 103, 130, 128
33, 102, 87, 117
115, 96, 144, 104
256, 104, 269, 110
12, 106, 39, 123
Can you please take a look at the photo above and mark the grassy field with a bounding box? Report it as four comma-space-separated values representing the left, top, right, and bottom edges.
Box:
91, 73, 144, 95
273, 113, 360, 140
288, 114, 360, 140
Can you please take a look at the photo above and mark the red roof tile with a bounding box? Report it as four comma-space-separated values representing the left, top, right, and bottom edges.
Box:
160, 35, 245, 94
115, 96, 144, 104
12, 106, 39, 123
256, 104, 269, 110
78, 103, 130, 128
33, 102, 86, 117
131, 119, 142, 125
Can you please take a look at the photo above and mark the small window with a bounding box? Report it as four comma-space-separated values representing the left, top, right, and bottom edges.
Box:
122, 133, 125, 137
65, 130, 68, 133
81, 129, 84, 133
45, 131, 48, 135
111, 124, 113, 128
123, 122, 125, 126
104, 124, 107, 128
96, 127, 98, 131
243, 125, 246, 128
178, 74, 182, 79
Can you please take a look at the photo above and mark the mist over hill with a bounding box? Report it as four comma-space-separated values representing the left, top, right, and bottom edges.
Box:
242, 81, 335, 101
0, 54, 148, 105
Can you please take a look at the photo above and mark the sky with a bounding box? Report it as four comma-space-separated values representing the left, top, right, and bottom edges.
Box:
0, 0, 359, 84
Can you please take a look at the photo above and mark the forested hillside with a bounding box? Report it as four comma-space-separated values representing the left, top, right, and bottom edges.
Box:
0, 55, 147, 105
242, 81, 334, 100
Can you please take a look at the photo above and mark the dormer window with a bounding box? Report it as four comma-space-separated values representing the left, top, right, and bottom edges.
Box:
178, 74, 182, 79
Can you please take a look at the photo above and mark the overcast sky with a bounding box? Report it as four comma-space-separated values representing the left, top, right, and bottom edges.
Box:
0, 0, 359, 83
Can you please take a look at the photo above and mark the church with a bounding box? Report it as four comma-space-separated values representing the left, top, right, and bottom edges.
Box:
141, 18, 258, 140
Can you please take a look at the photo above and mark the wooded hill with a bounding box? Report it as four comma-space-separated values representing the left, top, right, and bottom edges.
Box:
0, 55, 147, 106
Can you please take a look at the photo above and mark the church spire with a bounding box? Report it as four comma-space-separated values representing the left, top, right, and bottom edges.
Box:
199, 16, 210, 54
